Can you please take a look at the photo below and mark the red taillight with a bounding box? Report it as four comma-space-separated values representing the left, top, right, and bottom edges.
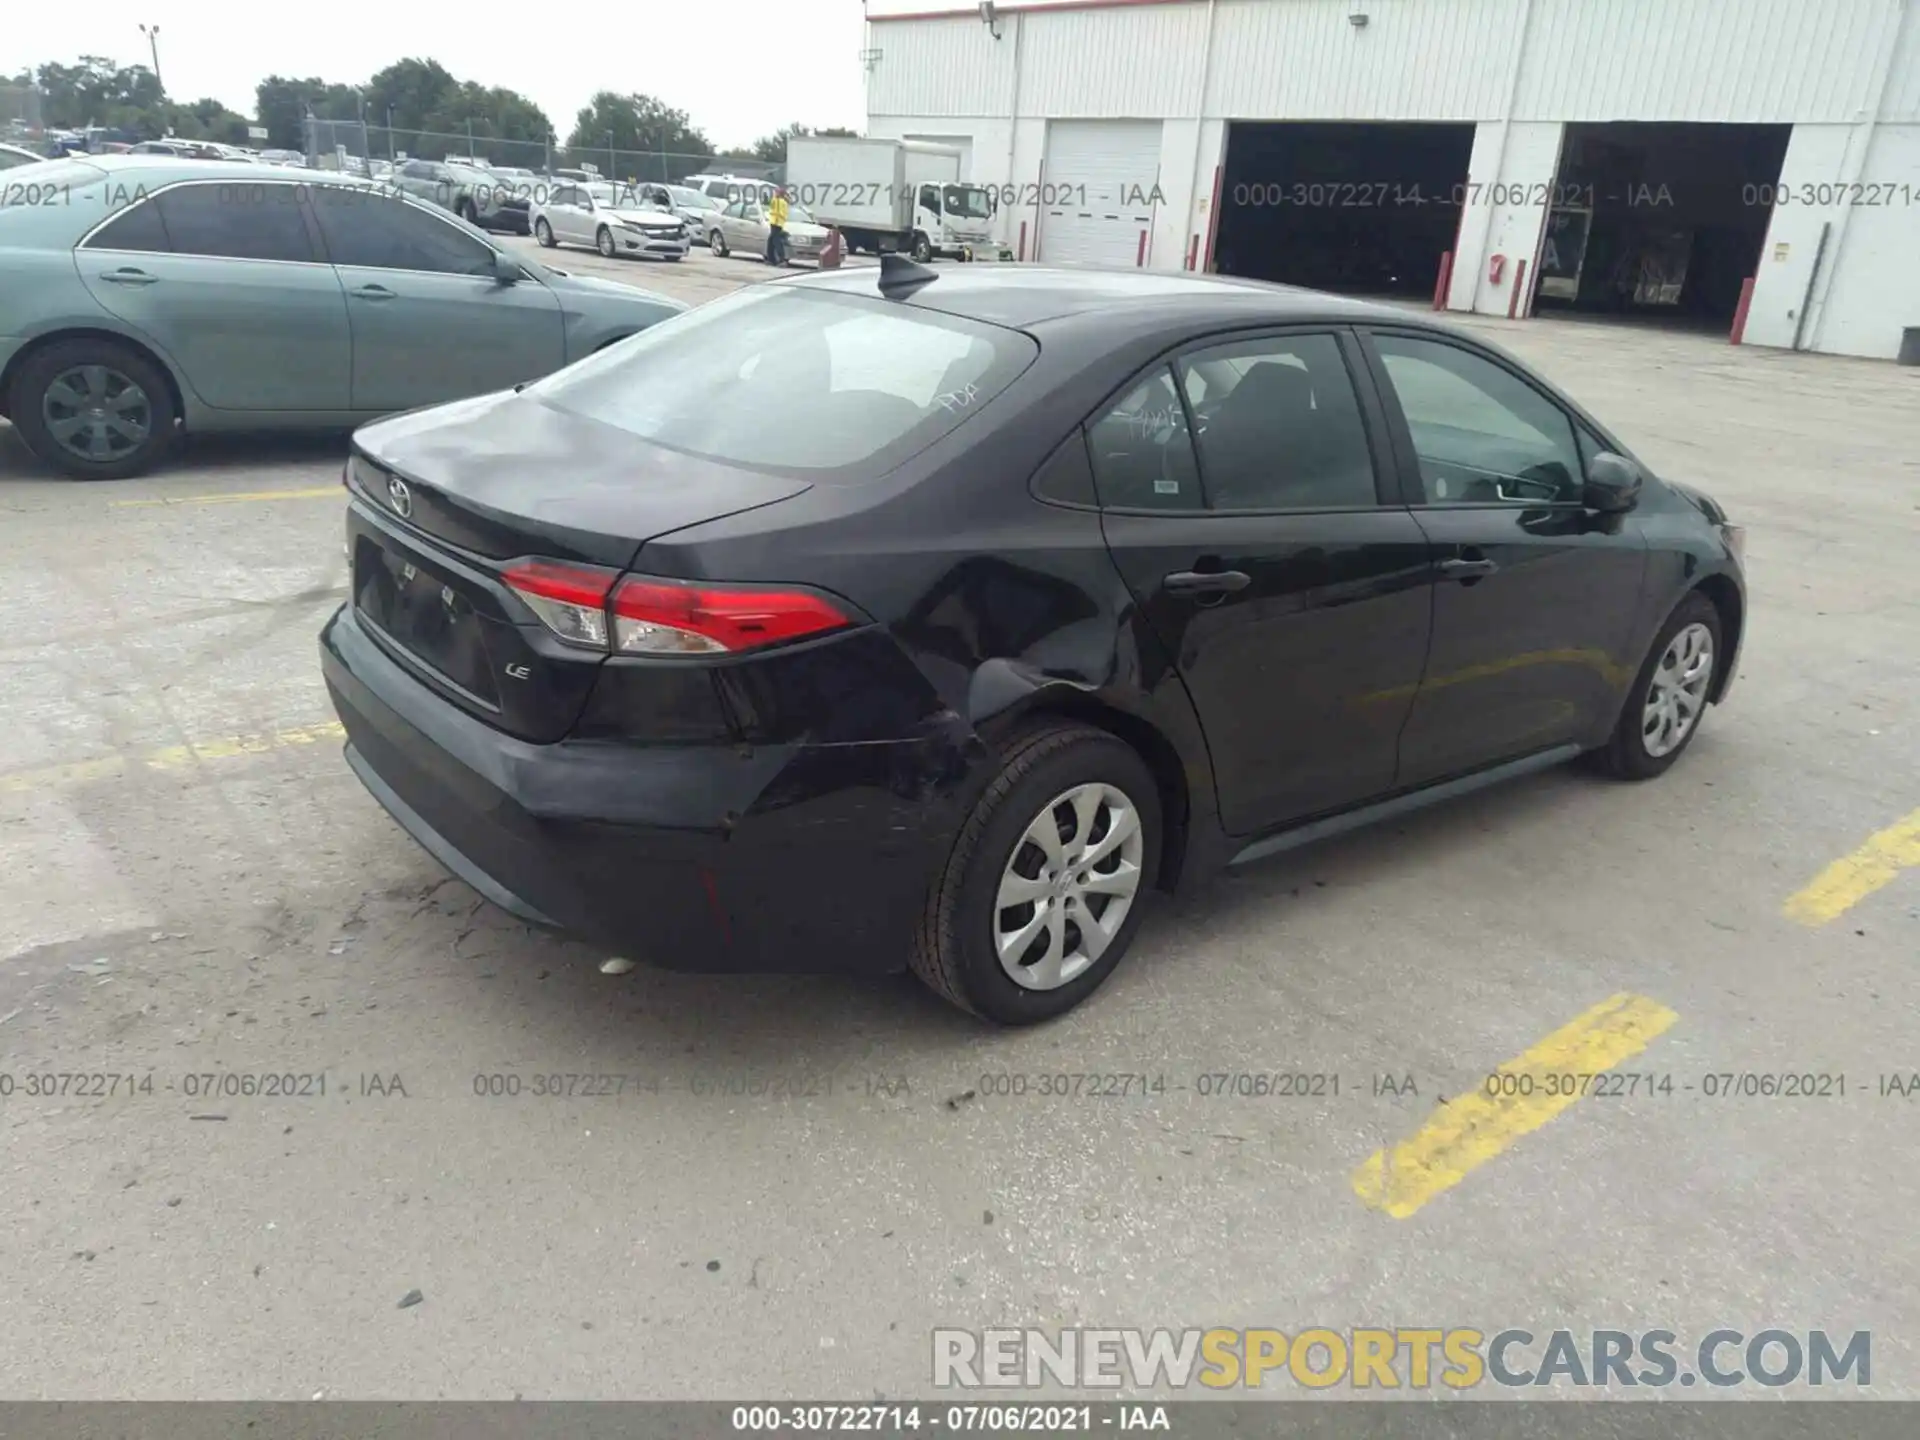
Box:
610, 577, 851, 655
503, 560, 616, 650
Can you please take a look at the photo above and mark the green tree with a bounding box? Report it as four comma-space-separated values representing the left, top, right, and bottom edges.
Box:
565, 92, 712, 181
254, 75, 362, 150
33, 57, 164, 135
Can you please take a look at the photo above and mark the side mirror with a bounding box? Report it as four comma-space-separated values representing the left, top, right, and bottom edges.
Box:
491, 250, 523, 284
1583, 451, 1643, 513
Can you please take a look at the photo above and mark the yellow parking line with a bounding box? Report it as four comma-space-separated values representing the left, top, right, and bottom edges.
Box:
110, 487, 342, 508
0, 721, 344, 796
1353, 993, 1679, 1220
1784, 807, 1920, 926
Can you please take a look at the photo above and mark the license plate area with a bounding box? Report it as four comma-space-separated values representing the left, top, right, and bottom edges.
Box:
352, 533, 505, 710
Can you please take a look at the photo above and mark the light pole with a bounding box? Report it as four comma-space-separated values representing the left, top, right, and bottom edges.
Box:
606, 130, 615, 182
138, 24, 163, 96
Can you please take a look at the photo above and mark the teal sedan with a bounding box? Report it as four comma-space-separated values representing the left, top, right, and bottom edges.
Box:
0, 156, 684, 478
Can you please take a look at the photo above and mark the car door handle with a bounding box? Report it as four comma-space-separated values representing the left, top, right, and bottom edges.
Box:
98, 267, 158, 286
1164, 569, 1252, 596
1437, 556, 1499, 581
349, 283, 396, 301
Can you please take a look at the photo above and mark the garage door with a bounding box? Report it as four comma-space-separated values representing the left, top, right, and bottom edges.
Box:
1039, 120, 1162, 268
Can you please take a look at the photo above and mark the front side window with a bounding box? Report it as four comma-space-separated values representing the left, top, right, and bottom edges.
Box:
1085, 367, 1200, 511
1175, 333, 1378, 511
533, 287, 1036, 477
309, 188, 496, 276
155, 183, 316, 263
1373, 333, 1583, 504
944, 185, 993, 220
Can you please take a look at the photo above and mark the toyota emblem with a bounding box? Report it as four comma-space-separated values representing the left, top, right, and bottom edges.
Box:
386, 476, 412, 519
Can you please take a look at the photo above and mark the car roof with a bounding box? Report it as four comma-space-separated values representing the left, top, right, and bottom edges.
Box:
784, 263, 1437, 331
47, 153, 375, 188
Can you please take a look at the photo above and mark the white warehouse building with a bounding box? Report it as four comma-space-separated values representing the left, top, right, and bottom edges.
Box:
862, 0, 1920, 360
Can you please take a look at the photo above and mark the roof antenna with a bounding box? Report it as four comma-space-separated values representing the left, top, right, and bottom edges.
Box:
878, 251, 938, 298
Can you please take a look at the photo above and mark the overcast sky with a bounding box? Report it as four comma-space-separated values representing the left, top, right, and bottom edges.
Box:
2, 0, 872, 148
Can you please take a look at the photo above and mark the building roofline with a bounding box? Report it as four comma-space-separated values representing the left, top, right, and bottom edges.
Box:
868, 0, 1201, 23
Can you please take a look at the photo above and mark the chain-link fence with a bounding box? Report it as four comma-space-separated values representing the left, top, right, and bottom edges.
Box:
304, 116, 372, 173
357, 125, 761, 185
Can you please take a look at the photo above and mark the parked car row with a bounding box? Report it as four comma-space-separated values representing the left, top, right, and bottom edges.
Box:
0, 156, 682, 479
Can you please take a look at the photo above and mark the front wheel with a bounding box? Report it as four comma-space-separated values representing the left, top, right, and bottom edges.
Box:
595, 226, 616, 258
910, 722, 1161, 1025
455, 198, 478, 225
1590, 592, 1723, 780
710, 229, 729, 258
9, 338, 177, 480
910, 230, 934, 264
534, 217, 555, 248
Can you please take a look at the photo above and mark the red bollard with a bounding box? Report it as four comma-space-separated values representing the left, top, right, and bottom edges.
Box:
819, 227, 844, 270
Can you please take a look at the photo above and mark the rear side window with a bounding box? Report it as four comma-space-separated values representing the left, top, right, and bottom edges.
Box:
156, 183, 316, 262
534, 287, 1036, 477
84, 198, 170, 253
1085, 367, 1201, 511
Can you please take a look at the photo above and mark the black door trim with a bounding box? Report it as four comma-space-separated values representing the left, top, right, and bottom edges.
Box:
1227, 742, 1582, 868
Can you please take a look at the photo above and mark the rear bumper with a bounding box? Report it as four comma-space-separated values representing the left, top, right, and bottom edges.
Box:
320, 604, 963, 974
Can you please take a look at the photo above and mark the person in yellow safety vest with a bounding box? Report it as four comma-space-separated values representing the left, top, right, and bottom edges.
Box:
766, 188, 791, 266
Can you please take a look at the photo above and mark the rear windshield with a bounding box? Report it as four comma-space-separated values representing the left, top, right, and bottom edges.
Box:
532, 287, 1036, 478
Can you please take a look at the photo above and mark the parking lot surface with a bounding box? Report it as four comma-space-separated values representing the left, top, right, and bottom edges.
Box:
1, 248, 1916, 1398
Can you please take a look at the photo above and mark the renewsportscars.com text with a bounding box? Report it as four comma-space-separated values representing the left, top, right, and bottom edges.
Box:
932, 1327, 1870, 1390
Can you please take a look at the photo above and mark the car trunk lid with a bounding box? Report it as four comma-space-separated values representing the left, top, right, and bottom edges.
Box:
347, 389, 814, 742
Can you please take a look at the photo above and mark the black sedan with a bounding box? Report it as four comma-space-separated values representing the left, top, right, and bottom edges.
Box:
321, 258, 1746, 1024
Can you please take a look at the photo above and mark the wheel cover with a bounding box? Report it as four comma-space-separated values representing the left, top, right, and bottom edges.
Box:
1643, 621, 1714, 758
42, 364, 151, 462
994, 781, 1145, 991
597, 229, 613, 256
535, 220, 551, 244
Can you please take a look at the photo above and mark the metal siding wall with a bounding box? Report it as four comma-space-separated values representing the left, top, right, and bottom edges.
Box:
1020, 6, 1210, 117
1513, 0, 1900, 122
1883, 0, 1920, 120
866, 17, 1013, 118
1205, 0, 1514, 121
1813, 123, 1920, 356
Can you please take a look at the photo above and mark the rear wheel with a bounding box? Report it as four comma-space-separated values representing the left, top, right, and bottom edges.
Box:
534, 217, 555, 247
9, 338, 177, 480
596, 226, 616, 258
1591, 592, 1722, 780
911, 722, 1161, 1025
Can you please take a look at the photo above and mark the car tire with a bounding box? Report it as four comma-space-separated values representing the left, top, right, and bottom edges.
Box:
710, 229, 729, 258
534, 218, 555, 247
596, 226, 616, 258
455, 198, 478, 225
9, 337, 177, 481
910, 721, 1162, 1025
1590, 592, 1723, 781
910, 231, 934, 264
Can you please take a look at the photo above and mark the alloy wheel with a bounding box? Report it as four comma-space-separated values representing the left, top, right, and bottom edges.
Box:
993, 782, 1145, 991
41, 365, 152, 463
1643, 621, 1714, 758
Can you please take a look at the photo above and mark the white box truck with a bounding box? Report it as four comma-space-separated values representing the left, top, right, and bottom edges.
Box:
785, 136, 1009, 263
